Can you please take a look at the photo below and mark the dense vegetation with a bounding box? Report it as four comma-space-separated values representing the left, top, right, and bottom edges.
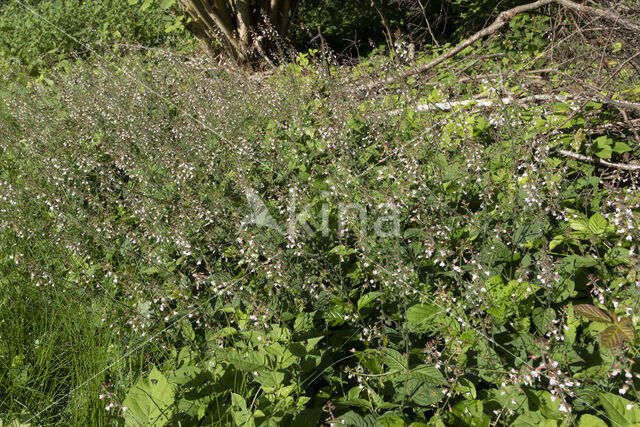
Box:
1, 0, 640, 425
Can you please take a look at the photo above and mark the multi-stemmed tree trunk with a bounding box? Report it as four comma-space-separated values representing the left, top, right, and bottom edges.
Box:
179, 0, 300, 65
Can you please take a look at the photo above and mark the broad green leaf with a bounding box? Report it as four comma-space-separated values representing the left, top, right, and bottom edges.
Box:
377, 416, 405, 427
577, 414, 607, 427
141, 266, 159, 275
594, 136, 613, 159
568, 218, 589, 233
212, 327, 238, 338
606, 247, 631, 266
452, 400, 489, 426
613, 141, 632, 154
159, 0, 174, 9
588, 213, 608, 235
549, 235, 567, 250
379, 347, 407, 371
123, 366, 175, 426
394, 364, 446, 387
294, 311, 315, 334
357, 291, 381, 310
406, 304, 441, 331
574, 304, 614, 323
599, 392, 640, 425
532, 307, 556, 335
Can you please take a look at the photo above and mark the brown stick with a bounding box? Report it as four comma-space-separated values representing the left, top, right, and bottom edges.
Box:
556, 149, 640, 171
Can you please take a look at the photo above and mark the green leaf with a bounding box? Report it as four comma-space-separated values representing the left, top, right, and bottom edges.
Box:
123, 366, 175, 426
568, 218, 589, 233
574, 304, 614, 323
577, 414, 607, 427
159, 0, 175, 9
212, 327, 238, 338
588, 213, 608, 235
379, 347, 407, 371
294, 311, 315, 334
377, 415, 405, 427
532, 307, 556, 335
612, 141, 632, 154
141, 266, 159, 275
599, 392, 640, 425
357, 291, 381, 310
406, 304, 442, 331
593, 136, 613, 159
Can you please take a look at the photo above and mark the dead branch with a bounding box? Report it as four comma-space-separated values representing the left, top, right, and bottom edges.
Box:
556, 148, 640, 171
362, 0, 640, 90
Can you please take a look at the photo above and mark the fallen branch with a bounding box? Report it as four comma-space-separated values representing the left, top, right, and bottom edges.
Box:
399, 93, 640, 113
556, 149, 640, 171
362, 0, 640, 90
405, 94, 568, 112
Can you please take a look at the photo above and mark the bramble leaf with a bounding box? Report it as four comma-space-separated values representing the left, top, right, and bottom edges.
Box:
574, 304, 615, 323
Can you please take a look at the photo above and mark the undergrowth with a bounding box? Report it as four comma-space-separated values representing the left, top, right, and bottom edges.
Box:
1, 5, 640, 426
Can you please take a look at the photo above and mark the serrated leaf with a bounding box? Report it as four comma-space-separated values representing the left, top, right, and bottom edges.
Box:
601, 325, 623, 348
574, 304, 615, 323
618, 322, 634, 342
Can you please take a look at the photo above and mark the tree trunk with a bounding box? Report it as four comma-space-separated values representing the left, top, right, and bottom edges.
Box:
179, 0, 299, 66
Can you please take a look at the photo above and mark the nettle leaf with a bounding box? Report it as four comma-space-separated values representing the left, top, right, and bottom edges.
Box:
123, 366, 175, 426
573, 304, 615, 323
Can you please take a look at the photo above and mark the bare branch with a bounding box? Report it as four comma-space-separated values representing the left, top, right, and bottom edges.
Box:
556, 149, 640, 171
